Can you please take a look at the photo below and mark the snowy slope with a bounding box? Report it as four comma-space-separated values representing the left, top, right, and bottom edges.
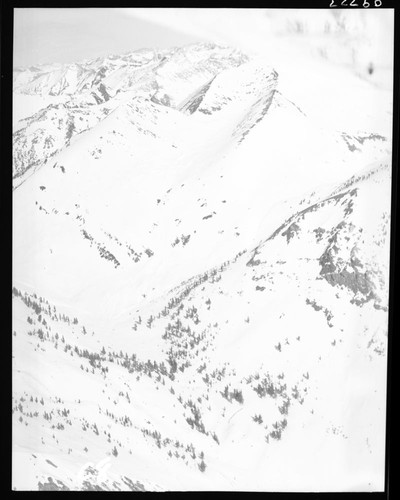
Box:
12, 40, 392, 491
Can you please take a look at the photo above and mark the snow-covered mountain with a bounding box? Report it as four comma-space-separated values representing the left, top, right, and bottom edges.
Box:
12, 41, 391, 491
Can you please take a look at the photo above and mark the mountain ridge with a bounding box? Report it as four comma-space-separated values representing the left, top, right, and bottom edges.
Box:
12, 42, 391, 491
